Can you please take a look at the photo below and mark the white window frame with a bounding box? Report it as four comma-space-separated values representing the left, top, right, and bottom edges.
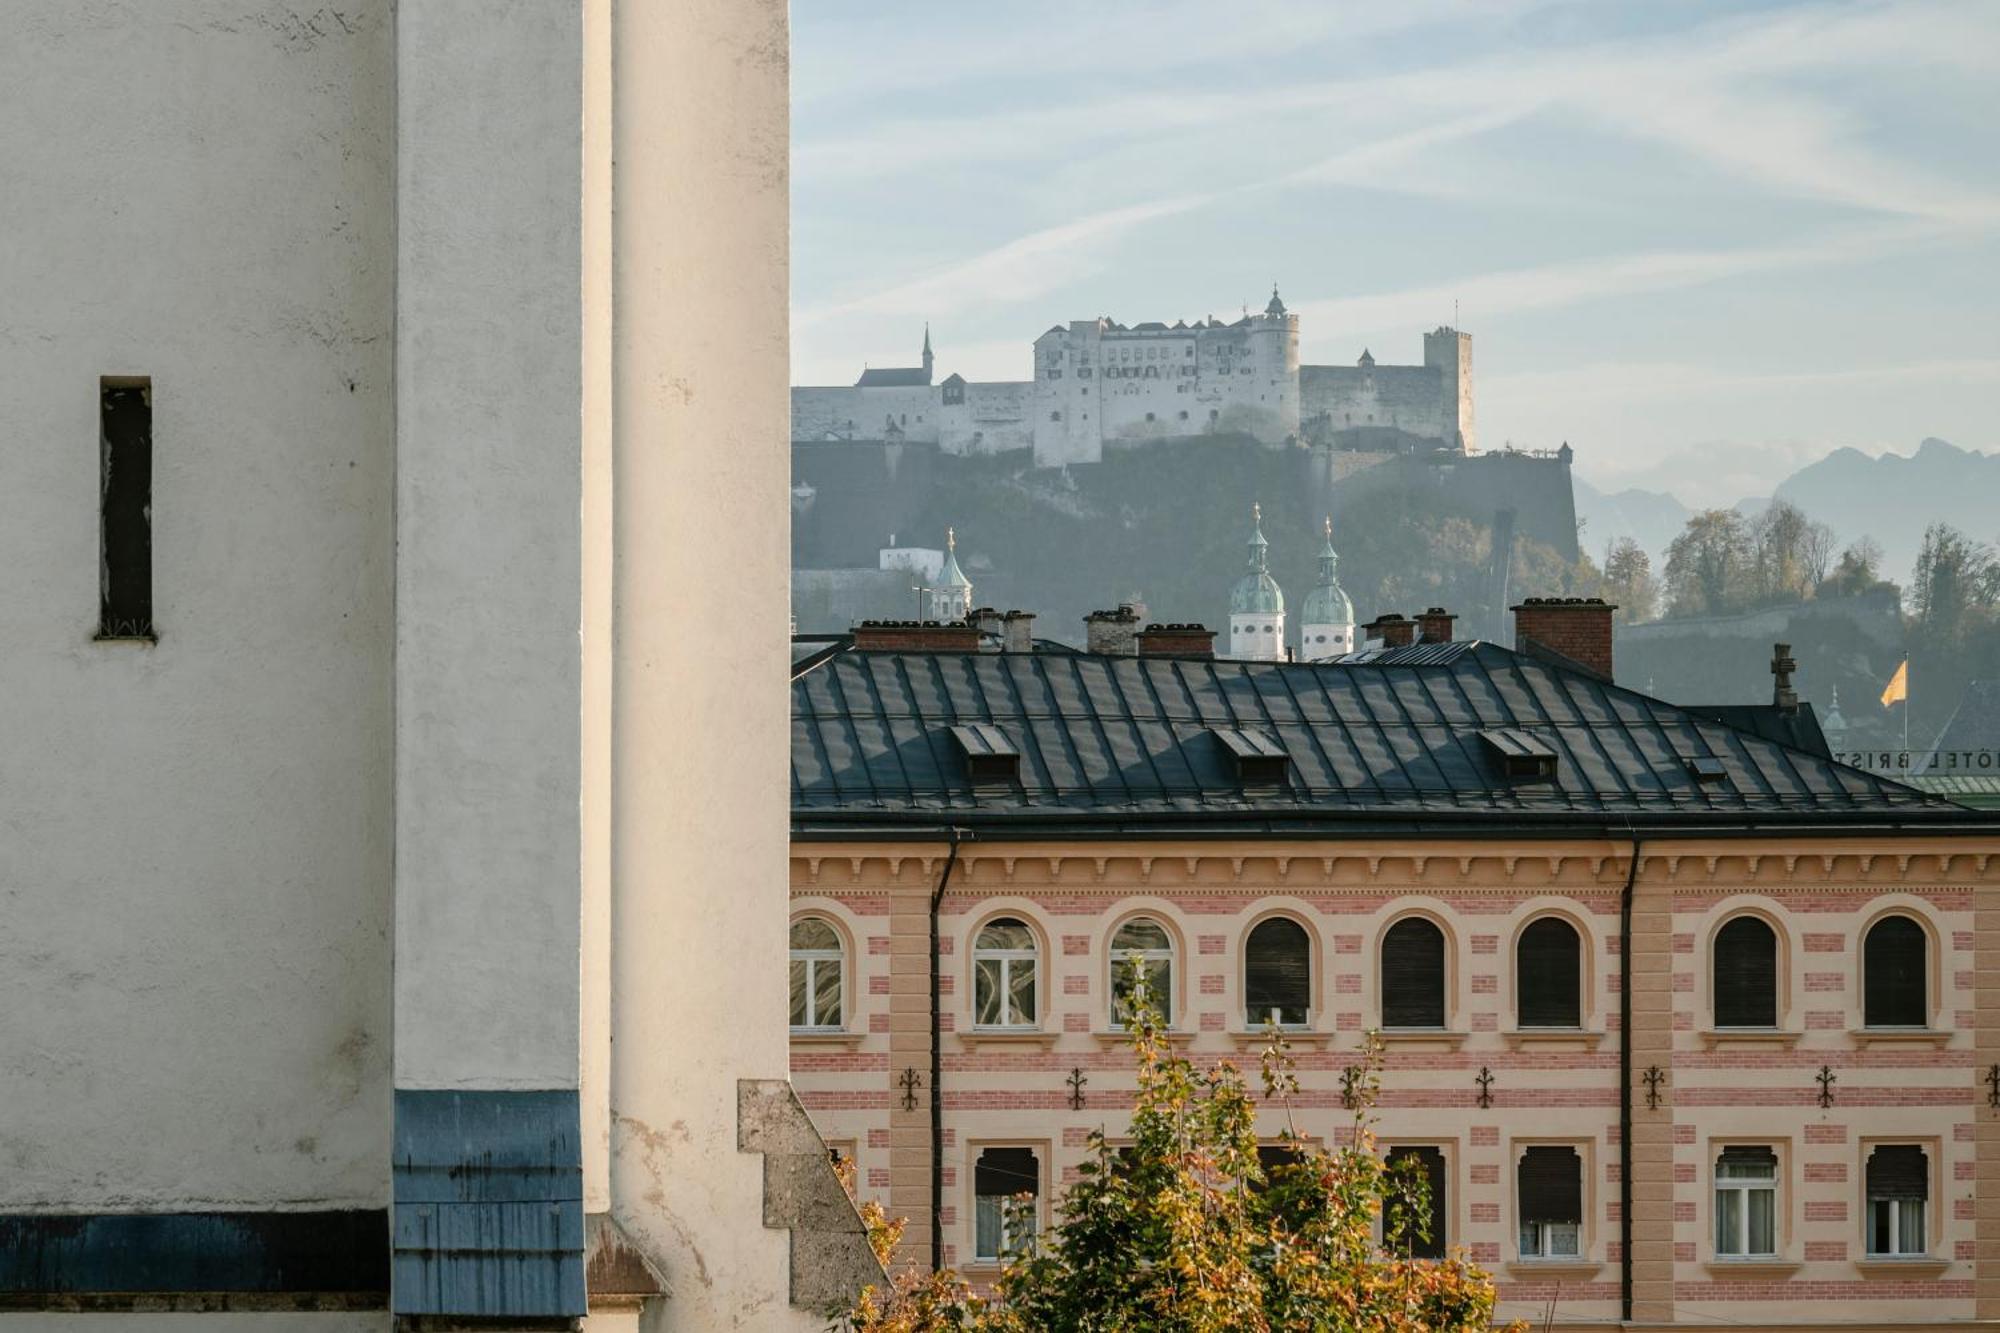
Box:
973, 920, 1040, 1029
1714, 1149, 1779, 1258
1109, 917, 1175, 1028
789, 917, 845, 1032
1519, 1219, 1582, 1259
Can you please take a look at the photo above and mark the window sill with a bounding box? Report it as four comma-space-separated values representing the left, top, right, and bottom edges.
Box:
1378, 1028, 1467, 1050
1093, 1028, 1195, 1047
1699, 1028, 1801, 1049
1229, 1028, 1335, 1050
1503, 1029, 1603, 1050
1702, 1258, 1802, 1279
959, 1027, 1058, 1050
92, 632, 158, 645
1504, 1260, 1603, 1280
789, 1029, 865, 1048
1854, 1256, 1950, 1277
1855, 1027, 1952, 1047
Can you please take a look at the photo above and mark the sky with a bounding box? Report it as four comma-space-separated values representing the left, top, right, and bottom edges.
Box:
790, 0, 2000, 507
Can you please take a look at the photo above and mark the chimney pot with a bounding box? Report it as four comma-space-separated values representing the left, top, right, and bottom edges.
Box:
1363, 612, 1417, 648
852, 618, 981, 652
1416, 607, 1456, 644
1084, 604, 1143, 656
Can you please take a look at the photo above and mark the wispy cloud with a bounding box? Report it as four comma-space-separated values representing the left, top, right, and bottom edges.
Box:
793, 193, 1216, 331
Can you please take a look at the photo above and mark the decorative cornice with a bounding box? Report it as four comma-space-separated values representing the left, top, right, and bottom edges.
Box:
789, 840, 1999, 893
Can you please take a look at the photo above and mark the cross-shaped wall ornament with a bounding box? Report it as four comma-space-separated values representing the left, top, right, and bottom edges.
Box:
1474, 1066, 1495, 1110
898, 1067, 922, 1113
1642, 1065, 1667, 1111
1815, 1065, 1837, 1109
1066, 1067, 1088, 1111
1986, 1064, 2000, 1110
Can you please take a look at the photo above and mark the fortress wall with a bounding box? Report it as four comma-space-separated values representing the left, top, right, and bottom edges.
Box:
792, 384, 940, 443
940, 380, 1034, 455
1302, 364, 1446, 440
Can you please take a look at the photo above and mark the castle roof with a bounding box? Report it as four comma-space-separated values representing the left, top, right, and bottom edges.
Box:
933, 527, 971, 590
855, 366, 930, 388
1265, 285, 1286, 316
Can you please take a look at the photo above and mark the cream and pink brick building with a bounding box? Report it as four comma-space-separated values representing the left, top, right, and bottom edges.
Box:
789, 603, 2000, 1330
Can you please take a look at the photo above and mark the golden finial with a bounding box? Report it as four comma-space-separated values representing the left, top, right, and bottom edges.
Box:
947, 526, 956, 551
1323, 515, 1333, 540
1251, 501, 1261, 524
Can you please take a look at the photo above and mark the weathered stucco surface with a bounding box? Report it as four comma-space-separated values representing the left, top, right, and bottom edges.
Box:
0, 0, 395, 1210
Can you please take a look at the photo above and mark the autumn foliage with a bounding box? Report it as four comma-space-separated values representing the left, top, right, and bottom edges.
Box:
835, 977, 1516, 1332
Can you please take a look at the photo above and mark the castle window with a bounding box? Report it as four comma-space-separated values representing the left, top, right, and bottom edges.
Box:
1110, 917, 1174, 1027
1145, 412, 1154, 422
1517, 1146, 1583, 1258
1517, 917, 1581, 1028
1178, 410, 1188, 420
1244, 917, 1310, 1027
973, 1146, 1040, 1262
98, 377, 154, 640
1714, 1146, 1778, 1258
1865, 1145, 1928, 1256
1050, 411, 1062, 422
1382, 917, 1446, 1029
974, 918, 1039, 1028
1863, 915, 1927, 1028
789, 916, 844, 1031
1713, 916, 1778, 1028
1385, 1145, 1447, 1259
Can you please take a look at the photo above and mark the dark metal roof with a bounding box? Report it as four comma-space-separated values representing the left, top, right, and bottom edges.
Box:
1684, 703, 1831, 759
791, 642, 1987, 835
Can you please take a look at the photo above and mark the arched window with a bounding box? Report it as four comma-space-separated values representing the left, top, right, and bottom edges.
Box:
1382, 917, 1446, 1029
1517, 917, 1582, 1028
789, 916, 844, 1030
1864, 915, 1928, 1028
974, 917, 1039, 1029
1713, 916, 1778, 1028
1244, 917, 1311, 1026
1110, 917, 1174, 1027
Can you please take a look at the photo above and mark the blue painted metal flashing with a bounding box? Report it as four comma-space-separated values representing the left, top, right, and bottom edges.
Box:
0, 1210, 387, 1297
392, 1088, 585, 1317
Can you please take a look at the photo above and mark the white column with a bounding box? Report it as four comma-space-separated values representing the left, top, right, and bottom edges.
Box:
609, 0, 812, 1324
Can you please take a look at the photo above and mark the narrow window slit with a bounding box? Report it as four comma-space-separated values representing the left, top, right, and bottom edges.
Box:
99, 377, 154, 640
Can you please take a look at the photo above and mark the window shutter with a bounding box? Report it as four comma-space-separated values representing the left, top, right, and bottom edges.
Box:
1518, 1146, 1582, 1224
1713, 917, 1777, 1027
1245, 918, 1311, 1024
975, 1147, 1039, 1199
1866, 1146, 1928, 1200
1864, 916, 1927, 1026
1717, 1145, 1777, 1171
1382, 918, 1446, 1028
1517, 918, 1581, 1027
1388, 1145, 1447, 1259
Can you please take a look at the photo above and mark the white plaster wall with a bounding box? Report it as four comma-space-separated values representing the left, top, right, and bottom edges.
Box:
392, 0, 582, 1092
0, 0, 395, 1208
609, 0, 817, 1324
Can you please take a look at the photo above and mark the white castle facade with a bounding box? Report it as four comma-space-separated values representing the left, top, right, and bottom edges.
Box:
792, 289, 1475, 467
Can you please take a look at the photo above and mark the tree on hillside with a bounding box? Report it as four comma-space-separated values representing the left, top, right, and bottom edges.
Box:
1663, 509, 1752, 617
1910, 523, 1998, 644
1750, 501, 1835, 604
840, 979, 1515, 1333
1818, 538, 1886, 599
1602, 538, 1658, 623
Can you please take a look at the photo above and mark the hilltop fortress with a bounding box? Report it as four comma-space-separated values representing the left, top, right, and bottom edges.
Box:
792, 288, 1475, 467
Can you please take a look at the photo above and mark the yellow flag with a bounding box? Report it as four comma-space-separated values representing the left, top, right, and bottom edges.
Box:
1880, 659, 1908, 707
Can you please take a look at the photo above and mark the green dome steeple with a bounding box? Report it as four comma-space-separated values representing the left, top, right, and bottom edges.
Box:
1228, 502, 1285, 616
1299, 516, 1354, 627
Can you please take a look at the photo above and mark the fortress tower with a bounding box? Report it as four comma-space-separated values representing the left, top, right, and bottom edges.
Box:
1227, 503, 1286, 661
1423, 326, 1475, 452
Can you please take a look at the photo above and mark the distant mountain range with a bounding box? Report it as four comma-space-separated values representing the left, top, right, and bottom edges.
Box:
1575, 439, 1999, 585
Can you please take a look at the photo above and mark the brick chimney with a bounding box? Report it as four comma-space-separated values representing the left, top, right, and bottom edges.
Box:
1084, 604, 1143, 657
1511, 597, 1617, 680
1416, 607, 1456, 644
1136, 623, 1215, 659
1361, 612, 1416, 648
851, 619, 981, 652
